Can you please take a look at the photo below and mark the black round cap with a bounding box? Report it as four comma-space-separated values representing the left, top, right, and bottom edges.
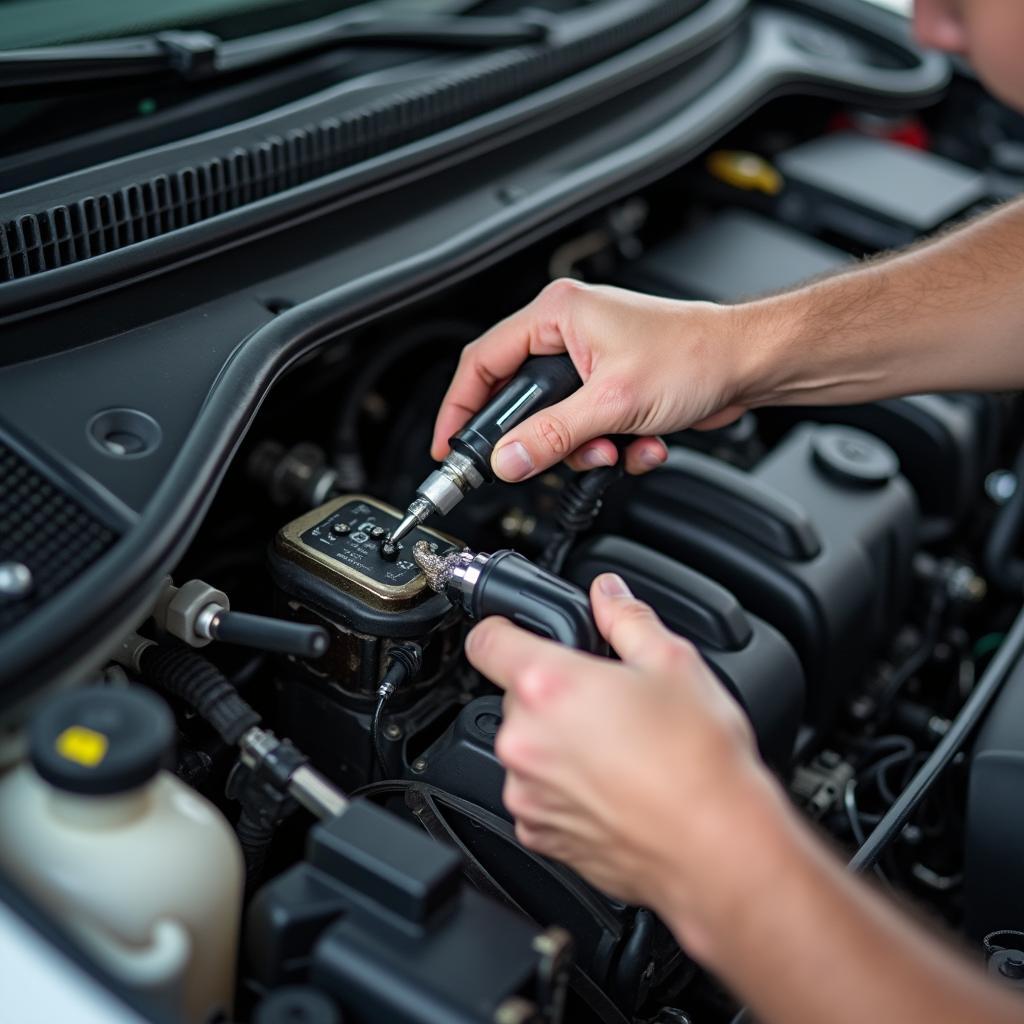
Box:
812, 426, 900, 488
29, 685, 174, 796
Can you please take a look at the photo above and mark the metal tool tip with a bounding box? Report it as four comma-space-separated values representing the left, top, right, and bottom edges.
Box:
389, 513, 419, 547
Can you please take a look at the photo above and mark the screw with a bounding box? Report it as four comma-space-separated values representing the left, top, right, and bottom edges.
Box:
370, 526, 386, 539
411, 758, 427, 773
384, 724, 402, 741
493, 997, 536, 1024
847, 695, 875, 722
986, 469, 1017, 505
331, 522, 350, 536
901, 823, 923, 846
0, 562, 32, 602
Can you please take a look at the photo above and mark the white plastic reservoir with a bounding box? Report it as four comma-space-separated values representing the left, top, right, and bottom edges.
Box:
0, 685, 243, 1023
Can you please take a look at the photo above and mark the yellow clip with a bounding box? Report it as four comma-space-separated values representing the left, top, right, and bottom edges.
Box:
706, 150, 784, 196
55, 725, 109, 768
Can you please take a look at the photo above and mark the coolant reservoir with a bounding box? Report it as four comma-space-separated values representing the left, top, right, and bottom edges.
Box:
0, 685, 243, 1023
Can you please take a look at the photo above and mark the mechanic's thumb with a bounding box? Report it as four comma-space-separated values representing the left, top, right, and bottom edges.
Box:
491, 386, 615, 482
591, 574, 693, 672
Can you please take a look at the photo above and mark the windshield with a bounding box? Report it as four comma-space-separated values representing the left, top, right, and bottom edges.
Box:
0, 0, 914, 51
0, 0, 483, 49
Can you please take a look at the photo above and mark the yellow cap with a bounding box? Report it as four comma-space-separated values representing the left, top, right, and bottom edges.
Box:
55, 725, 109, 768
706, 150, 784, 195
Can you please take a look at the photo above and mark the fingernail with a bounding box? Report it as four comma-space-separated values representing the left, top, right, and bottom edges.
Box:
581, 447, 612, 469
598, 573, 632, 597
494, 441, 534, 482
639, 447, 666, 468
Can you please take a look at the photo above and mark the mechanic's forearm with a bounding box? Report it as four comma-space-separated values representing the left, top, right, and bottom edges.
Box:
734, 197, 1024, 407
665, 793, 1024, 1024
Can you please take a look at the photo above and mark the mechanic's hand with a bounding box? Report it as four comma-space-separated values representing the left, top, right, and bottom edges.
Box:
431, 279, 751, 481
465, 573, 788, 960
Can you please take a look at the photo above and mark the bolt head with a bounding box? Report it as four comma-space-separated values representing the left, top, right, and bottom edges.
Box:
0, 562, 32, 601
493, 997, 536, 1024
986, 469, 1018, 505
412, 758, 427, 773
383, 724, 402, 741
900, 823, 923, 846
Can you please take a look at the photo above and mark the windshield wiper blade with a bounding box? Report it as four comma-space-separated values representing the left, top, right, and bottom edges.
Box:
0, 12, 550, 91
0, 34, 185, 89
219, 10, 549, 76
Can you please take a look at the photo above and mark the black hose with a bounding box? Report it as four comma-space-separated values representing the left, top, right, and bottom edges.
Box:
141, 644, 299, 885
849, 602, 1024, 874
139, 644, 261, 745
984, 447, 1024, 594
843, 780, 889, 887
866, 749, 916, 806
370, 642, 423, 778
539, 462, 625, 574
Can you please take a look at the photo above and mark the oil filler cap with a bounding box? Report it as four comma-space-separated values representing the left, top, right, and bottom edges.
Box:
29, 685, 174, 795
812, 426, 900, 488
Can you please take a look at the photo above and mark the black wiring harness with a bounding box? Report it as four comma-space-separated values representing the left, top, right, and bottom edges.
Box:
370, 642, 424, 778
732, 601, 1024, 1024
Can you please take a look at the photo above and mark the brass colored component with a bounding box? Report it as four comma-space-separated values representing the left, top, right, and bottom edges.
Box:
275, 494, 459, 612
706, 149, 784, 195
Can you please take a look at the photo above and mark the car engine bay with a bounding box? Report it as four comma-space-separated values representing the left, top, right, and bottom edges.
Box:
3, 1, 1024, 1022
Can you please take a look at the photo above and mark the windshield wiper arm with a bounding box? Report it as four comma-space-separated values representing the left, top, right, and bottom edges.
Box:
0, 12, 550, 91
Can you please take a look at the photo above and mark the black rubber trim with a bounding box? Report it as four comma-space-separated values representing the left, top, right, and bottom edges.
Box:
0, 0, 948, 323
0, 7, 952, 705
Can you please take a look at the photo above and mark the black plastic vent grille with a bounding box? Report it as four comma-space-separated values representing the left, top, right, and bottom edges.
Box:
0, 0, 704, 284
0, 442, 119, 633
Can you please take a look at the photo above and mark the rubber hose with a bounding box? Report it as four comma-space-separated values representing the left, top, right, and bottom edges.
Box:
140, 645, 261, 745
540, 463, 624, 573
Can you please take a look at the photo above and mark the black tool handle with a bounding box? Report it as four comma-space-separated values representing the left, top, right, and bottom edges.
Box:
211, 610, 329, 658
471, 549, 604, 654
448, 354, 582, 481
